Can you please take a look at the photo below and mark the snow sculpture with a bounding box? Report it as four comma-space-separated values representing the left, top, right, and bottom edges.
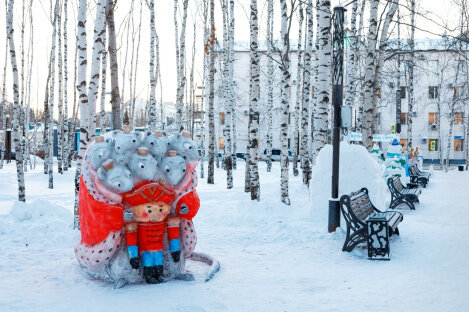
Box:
75, 129, 219, 287
383, 139, 407, 183
370, 143, 385, 164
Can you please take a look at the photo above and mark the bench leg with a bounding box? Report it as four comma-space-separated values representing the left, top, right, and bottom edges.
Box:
367, 220, 391, 260
342, 226, 367, 252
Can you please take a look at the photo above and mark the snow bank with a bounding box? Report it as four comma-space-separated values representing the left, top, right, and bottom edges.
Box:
310, 142, 388, 226
10, 199, 72, 224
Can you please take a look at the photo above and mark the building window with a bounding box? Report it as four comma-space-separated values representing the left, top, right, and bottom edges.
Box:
400, 139, 407, 149
454, 112, 464, 125
455, 138, 464, 152
400, 113, 408, 125
429, 112, 438, 125
219, 137, 224, 150
219, 112, 225, 125
400, 87, 406, 99
429, 86, 439, 99
429, 139, 438, 151
428, 60, 438, 74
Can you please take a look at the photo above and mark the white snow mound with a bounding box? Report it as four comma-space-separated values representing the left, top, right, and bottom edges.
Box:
10, 199, 72, 224
310, 142, 388, 226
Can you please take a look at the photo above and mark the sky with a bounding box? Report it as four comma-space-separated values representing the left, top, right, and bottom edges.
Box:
0, 0, 463, 118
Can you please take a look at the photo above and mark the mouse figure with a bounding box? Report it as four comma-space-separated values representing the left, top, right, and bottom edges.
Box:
97, 159, 134, 193
111, 126, 141, 166
141, 130, 168, 162
160, 151, 187, 187
128, 147, 158, 182
168, 131, 199, 162
85, 136, 113, 170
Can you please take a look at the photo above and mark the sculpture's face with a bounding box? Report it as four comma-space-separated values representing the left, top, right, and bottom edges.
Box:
161, 156, 186, 187
132, 202, 171, 222
141, 131, 168, 160
129, 153, 158, 181
168, 133, 199, 162
97, 165, 134, 193
87, 142, 112, 170
112, 131, 141, 154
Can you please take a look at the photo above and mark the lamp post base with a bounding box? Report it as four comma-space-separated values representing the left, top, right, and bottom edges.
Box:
328, 199, 341, 233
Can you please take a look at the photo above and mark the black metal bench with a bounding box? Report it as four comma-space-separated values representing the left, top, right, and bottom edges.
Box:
340, 188, 403, 259
409, 165, 428, 188
387, 175, 421, 210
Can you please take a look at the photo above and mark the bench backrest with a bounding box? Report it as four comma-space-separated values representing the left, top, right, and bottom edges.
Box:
390, 175, 404, 192
340, 188, 377, 230
409, 165, 418, 175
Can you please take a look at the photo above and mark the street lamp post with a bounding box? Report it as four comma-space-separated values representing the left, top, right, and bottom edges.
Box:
328, 6, 345, 233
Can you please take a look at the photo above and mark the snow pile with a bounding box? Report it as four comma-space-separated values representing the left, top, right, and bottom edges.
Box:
310, 142, 388, 225
10, 199, 71, 224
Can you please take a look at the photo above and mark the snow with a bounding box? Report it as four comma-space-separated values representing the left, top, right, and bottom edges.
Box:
1, 158, 469, 311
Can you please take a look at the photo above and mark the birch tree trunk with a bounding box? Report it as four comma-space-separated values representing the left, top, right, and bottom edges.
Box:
312, 0, 331, 160
229, 0, 236, 170
106, 0, 121, 130
20, 0, 26, 174
279, 0, 291, 205
355, 0, 366, 131
24, 0, 33, 171
293, 3, 304, 177
47, 0, 59, 189
301, 0, 313, 185
99, 20, 107, 132
0, 9, 7, 169
265, 0, 274, 173
362, 0, 379, 150
371, 0, 399, 133
207, 0, 216, 184
200, 0, 209, 179
345, 0, 358, 108
74, 0, 88, 229
7, 0, 26, 201
222, 0, 233, 189
175, 0, 189, 131
63, 0, 69, 170
248, 0, 260, 200
57, 0, 64, 174
407, 0, 415, 150
147, 0, 158, 131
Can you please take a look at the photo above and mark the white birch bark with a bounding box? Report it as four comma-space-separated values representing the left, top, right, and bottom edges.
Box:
371, 0, 399, 133
63, 0, 69, 170
293, 3, 304, 177
301, 0, 313, 185
99, 20, 107, 132
7, 0, 26, 201
200, 0, 209, 179
355, 0, 366, 131
345, 0, 358, 108
312, 0, 331, 160
74, 0, 88, 229
57, 0, 64, 174
147, 0, 158, 131
47, 0, 59, 189
0, 12, 7, 169
207, 0, 216, 184
106, 0, 121, 130
24, 0, 33, 171
362, 0, 379, 150
279, 0, 291, 205
407, 0, 415, 150
248, 0, 260, 200
265, 0, 274, 173
20, 0, 26, 172
229, 0, 236, 171
175, 0, 189, 131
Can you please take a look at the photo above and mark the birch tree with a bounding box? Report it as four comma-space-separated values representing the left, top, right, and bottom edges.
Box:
222, 0, 233, 189
407, 0, 416, 150
147, 0, 158, 131
279, 0, 292, 205
301, 0, 313, 185
0, 7, 7, 169
174, 0, 189, 131
63, 0, 69, 170
345, 0, 358, 108
99, 20, 107, 132
248, 0, 260, 200
229, 0, 236, 170
362, 0, 379, 150
265, 0, 274, 173
24, 0, 33, 171
207, 0, 216, 184
312, 0, 331, 160
106, 0, 121, 130
6, 0, 26, 201
292, 3, 304, 177
57, 0, 64, 174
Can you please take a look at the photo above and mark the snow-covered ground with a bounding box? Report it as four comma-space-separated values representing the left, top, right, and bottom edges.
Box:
1, 158, 469, 311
